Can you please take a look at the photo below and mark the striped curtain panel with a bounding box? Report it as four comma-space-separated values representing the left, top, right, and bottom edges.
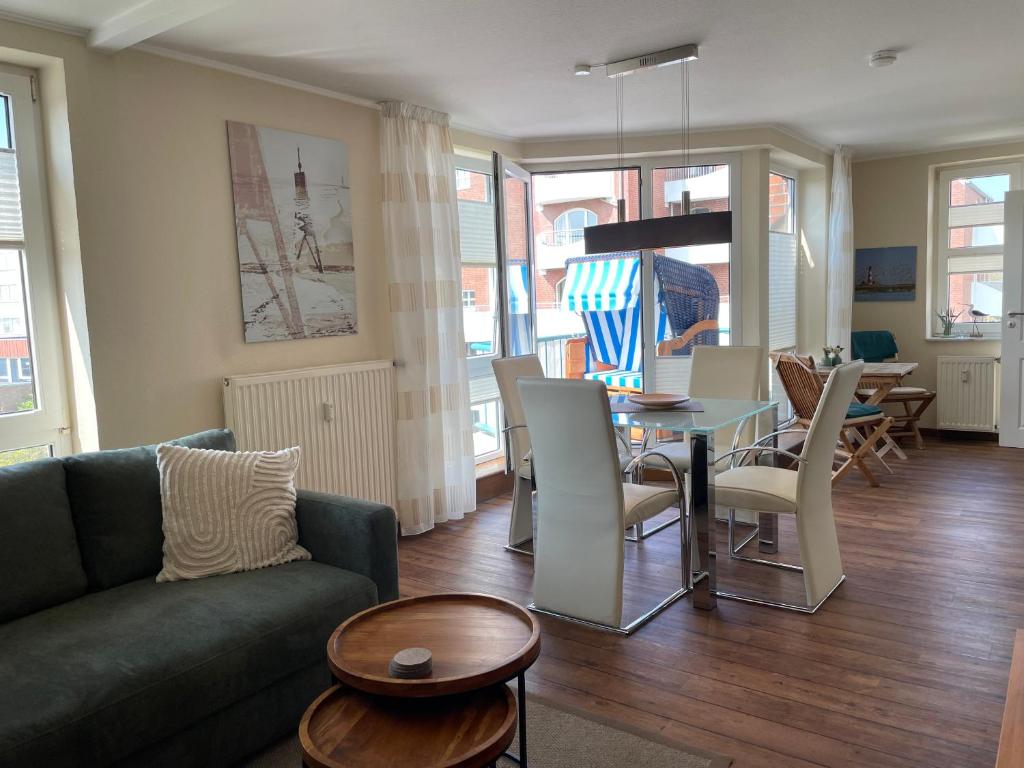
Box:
380, 101, 476, 535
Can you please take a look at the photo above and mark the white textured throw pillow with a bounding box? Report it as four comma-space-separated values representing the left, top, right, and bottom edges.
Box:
155, 444, 310, 582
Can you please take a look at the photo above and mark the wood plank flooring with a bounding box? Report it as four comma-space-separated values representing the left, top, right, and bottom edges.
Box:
397, 437, 1020, 767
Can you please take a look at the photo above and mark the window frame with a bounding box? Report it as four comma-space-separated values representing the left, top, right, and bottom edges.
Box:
932, 159, 1023, 338
523, 153, 741, 395
0, 65, 71, 458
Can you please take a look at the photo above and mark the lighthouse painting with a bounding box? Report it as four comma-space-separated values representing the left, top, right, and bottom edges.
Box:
227, 121, 356, 342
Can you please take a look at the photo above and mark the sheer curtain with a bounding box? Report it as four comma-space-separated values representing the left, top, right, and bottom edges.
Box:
827, 145, 854, 360
379, 101, 476, 535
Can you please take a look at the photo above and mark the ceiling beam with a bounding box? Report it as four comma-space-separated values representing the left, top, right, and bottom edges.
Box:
87, 0, 233, 52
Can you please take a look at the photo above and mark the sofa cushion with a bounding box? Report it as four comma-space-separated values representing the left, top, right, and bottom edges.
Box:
0, 560, 377, 768
0, 459, 86, 623
62, 429, 236, 590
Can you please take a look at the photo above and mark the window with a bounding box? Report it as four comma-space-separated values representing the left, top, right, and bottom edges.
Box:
934, 160, 1023, 335
455, 159, 503, 464
550, 208, 597, 246
531, 168, 641, 380
653, 164, 732, 352
768, 172, 798, 351
0, 67, 70, 463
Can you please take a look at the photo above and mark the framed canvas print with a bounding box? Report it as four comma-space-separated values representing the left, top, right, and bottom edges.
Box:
227, 121, 357, 342
854, 246, 917, 302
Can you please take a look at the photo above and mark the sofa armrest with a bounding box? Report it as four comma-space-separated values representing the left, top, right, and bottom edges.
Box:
295, 490, 399, 603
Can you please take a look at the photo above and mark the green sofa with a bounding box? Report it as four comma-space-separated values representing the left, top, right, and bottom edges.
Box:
0, 429, 399, 768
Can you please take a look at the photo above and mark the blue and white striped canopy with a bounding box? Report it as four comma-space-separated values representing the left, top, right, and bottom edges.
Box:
562, 255, 670, 379
507, 263, 531, 315
562, 254, 642, 313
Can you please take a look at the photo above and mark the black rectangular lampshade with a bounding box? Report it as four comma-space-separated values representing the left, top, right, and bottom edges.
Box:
583, 211, 732, 254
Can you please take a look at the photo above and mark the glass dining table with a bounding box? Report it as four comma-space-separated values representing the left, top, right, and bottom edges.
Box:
609, 395, 780, 611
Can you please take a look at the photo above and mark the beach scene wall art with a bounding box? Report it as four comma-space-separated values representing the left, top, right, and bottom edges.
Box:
227, 121, 356, 342
854, 246, 917, 302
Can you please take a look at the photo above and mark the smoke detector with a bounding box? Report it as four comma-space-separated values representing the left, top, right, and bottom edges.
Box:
869, 50, 899, 68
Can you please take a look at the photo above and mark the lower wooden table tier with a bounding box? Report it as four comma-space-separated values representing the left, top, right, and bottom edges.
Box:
300, 684, 517, 768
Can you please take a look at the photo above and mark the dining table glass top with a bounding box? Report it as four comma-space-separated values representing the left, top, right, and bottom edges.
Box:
609, 396, 778, 434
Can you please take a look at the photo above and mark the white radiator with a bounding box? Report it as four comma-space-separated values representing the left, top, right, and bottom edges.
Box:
223, 360, 397, 507
936, 356, 1000, 432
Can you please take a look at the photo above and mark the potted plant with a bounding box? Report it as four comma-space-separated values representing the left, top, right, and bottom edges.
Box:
935, 307, 961, 337
821, 345, 844, 367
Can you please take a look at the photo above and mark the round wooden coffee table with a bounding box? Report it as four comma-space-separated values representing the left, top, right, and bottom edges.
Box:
300, 684, 516, 768
325, 593, 540, 767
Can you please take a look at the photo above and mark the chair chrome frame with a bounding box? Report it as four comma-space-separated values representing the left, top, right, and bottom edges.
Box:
502, 424, 535, 555
527, 448, 692, 635
710, 433, 847, 614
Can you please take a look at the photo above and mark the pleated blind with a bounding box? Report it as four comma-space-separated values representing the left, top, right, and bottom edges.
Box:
768, 230, 797, 352
0, 149, 24, 249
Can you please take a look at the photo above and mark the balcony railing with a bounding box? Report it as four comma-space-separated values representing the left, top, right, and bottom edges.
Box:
541, 229, 586, 247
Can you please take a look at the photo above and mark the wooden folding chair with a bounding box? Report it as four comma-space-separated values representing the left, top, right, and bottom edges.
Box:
851, 330, 936, 449
856, 374, 936, 450
772, 353, 894, 487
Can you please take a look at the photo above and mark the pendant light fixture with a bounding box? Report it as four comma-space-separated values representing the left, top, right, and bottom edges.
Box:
583, 44, 732, 255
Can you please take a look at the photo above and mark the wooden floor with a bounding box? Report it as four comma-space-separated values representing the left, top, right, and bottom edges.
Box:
397, 437, 1022, 767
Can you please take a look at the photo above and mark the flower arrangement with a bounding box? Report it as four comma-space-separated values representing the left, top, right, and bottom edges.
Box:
822, 345, 844, 367
935, 307, 961, 337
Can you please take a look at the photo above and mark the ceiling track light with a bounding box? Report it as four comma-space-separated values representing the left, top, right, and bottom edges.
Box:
583, 42, 732, 255
605, 44, 699, 78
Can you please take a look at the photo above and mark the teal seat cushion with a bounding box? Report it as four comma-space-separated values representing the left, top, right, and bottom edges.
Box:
847, 403, 883, 419
0, 459, 86, 623
0, 561, 377, 768
62, 429, 236, 590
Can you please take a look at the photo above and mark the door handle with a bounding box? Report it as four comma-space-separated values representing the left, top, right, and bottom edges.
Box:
1008, 312, 1024, 318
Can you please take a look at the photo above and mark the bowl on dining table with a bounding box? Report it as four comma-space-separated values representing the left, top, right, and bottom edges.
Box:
627, 393, 689, 409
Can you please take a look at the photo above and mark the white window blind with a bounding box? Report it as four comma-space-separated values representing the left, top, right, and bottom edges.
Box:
768, 230, 797, 351
457, 198, 496, 266
0, 149, 24, 248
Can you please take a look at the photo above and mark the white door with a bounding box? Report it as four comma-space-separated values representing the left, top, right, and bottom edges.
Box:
1000, 190, 1024, 447
0, 67, 70, 466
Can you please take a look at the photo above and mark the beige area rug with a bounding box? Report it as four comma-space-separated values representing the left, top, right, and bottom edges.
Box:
244, 694, 731, 768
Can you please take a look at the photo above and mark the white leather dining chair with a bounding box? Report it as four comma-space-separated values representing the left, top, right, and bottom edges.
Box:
709, 361, 864, 613
492, 355, 545, 553
493, 355, 636, 555
641, 345, 764, 476
639, 346, 764, 550
518, 377, 690, 634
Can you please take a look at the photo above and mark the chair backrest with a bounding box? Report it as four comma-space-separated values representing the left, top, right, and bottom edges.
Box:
793, 361, 862, 604
518, 377, 626, 627
773, 353, 824, 423
851, 330, 899, 363
653, 254, 720, 355
690, 346, 763, 447
492, 355, 544, 468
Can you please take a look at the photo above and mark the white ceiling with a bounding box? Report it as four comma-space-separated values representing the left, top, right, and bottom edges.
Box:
5, 0, 1024, 157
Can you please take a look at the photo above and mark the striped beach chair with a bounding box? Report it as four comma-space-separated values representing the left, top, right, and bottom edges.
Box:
561, 253, 670, 393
